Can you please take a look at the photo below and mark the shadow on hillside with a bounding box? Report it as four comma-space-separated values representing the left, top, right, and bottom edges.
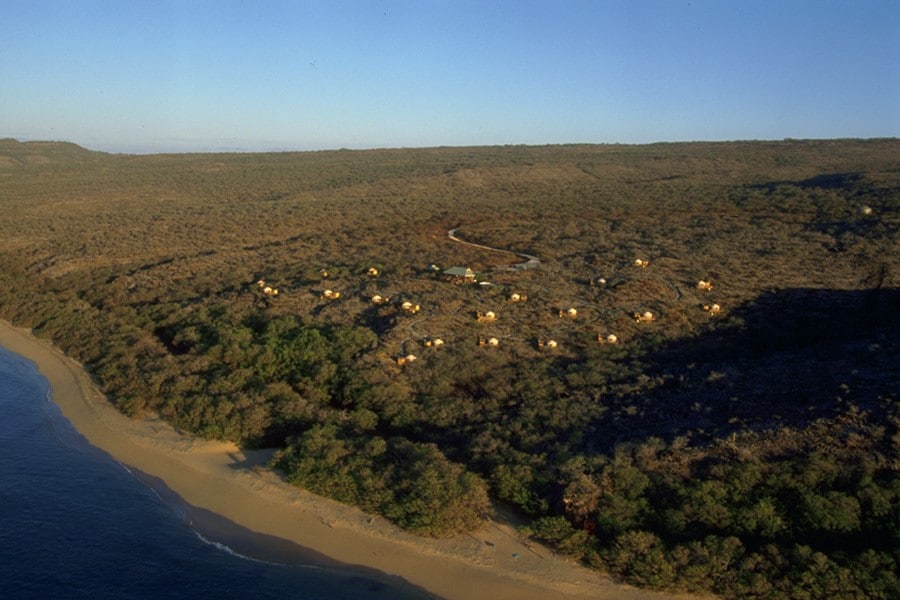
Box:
748, 171, 864, 192
587, 287, 899, 450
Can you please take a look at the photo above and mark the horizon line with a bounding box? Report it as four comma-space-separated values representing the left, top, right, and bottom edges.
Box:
4, 135, 899, 157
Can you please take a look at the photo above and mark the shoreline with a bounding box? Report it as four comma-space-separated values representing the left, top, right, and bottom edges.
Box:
0, 318, 683, 600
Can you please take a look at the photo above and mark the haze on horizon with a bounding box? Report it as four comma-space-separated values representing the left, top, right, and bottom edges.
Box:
2, 0, 898, 154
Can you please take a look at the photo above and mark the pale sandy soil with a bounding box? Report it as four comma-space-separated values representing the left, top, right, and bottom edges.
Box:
0, 319, 700, 600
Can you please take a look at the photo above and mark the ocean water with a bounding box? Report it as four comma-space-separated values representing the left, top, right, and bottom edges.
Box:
0, 346, 433, 599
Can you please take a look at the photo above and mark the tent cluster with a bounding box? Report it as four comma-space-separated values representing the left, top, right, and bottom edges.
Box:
395, 339, 446, 367
292, 255, 730, 370
696, 280, 723, 315
703, 303, 722, 315
256, 279, 279, 296
401, 301, 421, 314
254, 254, 731, 370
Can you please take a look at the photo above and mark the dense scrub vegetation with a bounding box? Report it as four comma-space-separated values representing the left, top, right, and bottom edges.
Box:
1, 138, 897, 595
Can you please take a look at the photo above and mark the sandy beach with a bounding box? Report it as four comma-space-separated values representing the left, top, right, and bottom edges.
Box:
0, 319, 688, 600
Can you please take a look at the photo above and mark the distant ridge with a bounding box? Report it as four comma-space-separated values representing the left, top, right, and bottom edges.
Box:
0, 138, 105, 168
0, 138, 94, 152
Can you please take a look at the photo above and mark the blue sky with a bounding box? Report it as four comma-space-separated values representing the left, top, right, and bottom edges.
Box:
2, 0, 897, 153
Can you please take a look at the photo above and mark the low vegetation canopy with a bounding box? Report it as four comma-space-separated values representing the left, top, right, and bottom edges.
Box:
1, 138, 897, 597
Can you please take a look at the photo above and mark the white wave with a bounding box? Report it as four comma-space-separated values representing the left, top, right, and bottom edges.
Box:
190, 529, 286, 566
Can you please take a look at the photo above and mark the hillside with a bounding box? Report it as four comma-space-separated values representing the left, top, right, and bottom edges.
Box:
0, 139, 897, 598
0, 138, 104, 169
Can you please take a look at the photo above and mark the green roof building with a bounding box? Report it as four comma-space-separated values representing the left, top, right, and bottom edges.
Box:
443, 266, 475, 279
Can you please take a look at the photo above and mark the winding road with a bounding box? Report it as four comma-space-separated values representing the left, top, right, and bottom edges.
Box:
447, 228, 541, 270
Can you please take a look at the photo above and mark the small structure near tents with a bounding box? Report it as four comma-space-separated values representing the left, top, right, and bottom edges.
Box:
443, 266, 476, 281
